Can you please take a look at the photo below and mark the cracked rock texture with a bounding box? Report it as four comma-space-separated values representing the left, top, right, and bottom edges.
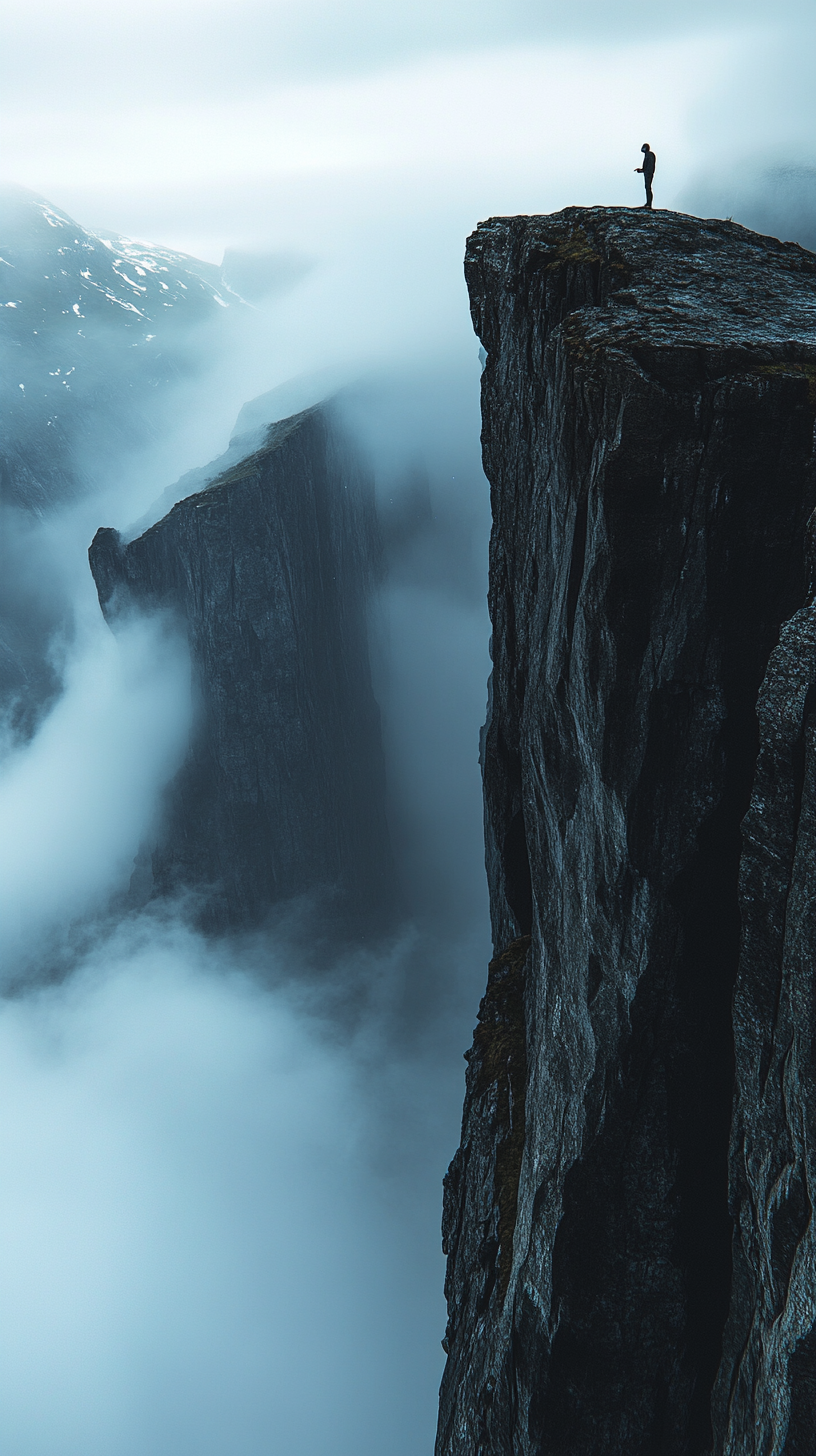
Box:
438, 208, 816, 1456
90, 404, 394, 932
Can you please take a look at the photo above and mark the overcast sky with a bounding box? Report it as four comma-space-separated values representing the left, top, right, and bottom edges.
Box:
2, 0, 814, 262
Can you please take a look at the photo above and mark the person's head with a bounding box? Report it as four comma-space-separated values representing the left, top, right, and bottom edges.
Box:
641, 144, 650, 154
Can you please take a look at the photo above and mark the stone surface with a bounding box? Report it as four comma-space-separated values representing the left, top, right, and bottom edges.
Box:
711, 576, 816, 1456
438, 208, 816, 1456
90, 404, 395, 932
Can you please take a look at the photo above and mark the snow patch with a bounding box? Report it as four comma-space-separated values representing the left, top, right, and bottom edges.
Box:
37, 204, 70, 230
111, 265, 147, 294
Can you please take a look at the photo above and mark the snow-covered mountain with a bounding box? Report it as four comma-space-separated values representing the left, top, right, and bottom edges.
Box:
0, 185, 253, 512
0, 186, 312, 734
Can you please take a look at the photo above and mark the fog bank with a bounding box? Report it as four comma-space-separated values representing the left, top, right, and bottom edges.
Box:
0, 919, 456, 1456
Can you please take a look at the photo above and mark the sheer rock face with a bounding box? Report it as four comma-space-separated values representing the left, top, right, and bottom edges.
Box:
712, 591, 816, 1456
439, 208, 816, 1456
90, 404, 394, 932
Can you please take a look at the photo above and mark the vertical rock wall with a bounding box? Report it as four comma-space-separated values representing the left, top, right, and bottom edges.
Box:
712, 562, 816, 1456
439, 209, 816, 1456
90, 404, 395, 932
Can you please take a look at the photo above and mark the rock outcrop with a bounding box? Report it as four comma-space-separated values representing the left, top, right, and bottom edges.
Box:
90, 404, 395, 933
439, 208, 816, 1456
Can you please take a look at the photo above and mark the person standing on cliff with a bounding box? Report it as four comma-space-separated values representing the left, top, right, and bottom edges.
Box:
635, 144, 656, 209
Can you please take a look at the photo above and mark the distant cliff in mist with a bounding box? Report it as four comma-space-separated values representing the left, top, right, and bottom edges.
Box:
0, 186, 309, 737
90, 404, 395, 935
439, 208, 816, 1455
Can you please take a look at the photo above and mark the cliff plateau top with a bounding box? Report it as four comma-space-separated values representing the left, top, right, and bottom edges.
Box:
466, 207, 816, 364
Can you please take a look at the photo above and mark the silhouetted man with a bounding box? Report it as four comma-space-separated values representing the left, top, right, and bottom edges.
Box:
635, 144, 656, 209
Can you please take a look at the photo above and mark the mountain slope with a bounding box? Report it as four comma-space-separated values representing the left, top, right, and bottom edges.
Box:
0, 184, 247, 512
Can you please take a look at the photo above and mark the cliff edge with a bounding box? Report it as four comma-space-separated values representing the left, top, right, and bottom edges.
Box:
439, 208, 816, 1455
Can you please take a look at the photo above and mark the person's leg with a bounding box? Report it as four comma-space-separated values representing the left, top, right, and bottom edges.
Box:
644, 177, 653, 209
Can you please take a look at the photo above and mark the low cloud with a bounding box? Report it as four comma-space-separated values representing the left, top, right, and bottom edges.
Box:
0, 327, 491, 1456
0, 610, 191, 979
0, 916, 456, 1456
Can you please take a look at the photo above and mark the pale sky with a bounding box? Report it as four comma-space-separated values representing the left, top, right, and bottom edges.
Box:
2, 0, 814, 261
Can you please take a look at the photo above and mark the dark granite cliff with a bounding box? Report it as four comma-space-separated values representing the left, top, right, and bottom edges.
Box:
439, 209, 816, 1455
711, 541, 816, 1454
90, 404, 394, 932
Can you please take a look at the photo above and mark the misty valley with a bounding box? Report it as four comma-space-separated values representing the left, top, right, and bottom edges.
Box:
0, 181, 493, 1456
3, 167, 816, 1456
